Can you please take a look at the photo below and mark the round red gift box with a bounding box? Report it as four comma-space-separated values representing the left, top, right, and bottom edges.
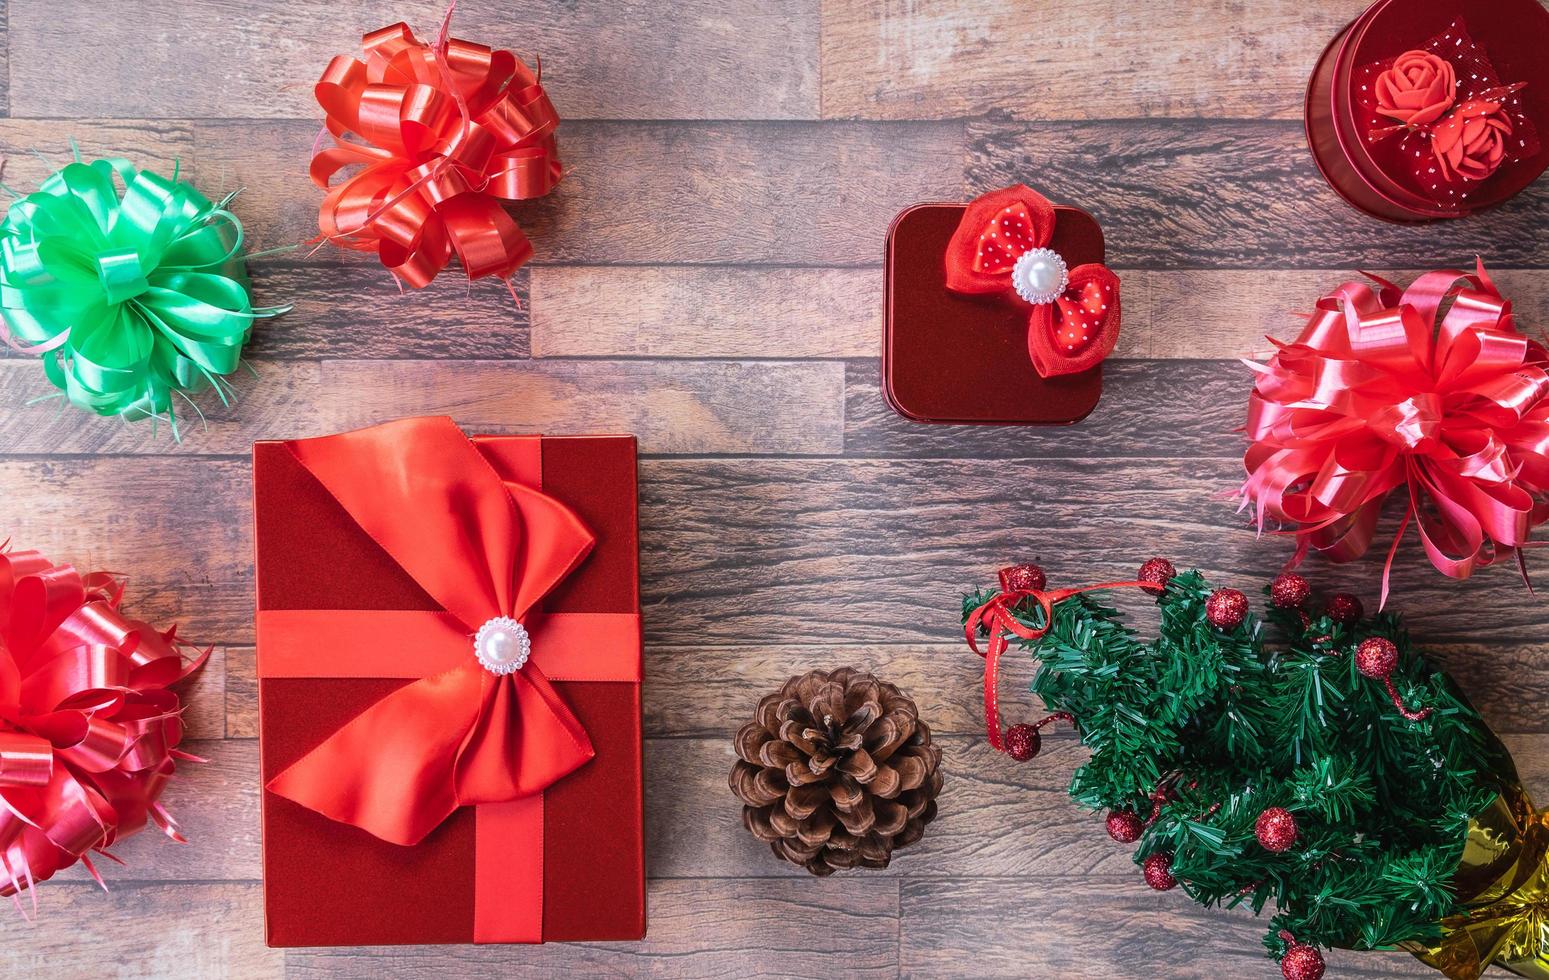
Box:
1306, 0, 1549, 222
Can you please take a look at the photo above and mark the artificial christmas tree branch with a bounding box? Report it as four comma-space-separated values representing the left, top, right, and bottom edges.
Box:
963, 560, 1549, 979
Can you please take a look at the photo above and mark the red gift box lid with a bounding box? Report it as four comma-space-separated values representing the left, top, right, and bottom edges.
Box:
253, 431, 644, 946
1306, 0, 1549, 221
883, 201, 1106, 425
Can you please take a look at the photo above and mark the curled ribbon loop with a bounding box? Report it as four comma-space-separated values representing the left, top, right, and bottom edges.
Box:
943, 184, 1121, 378
964, 569, 1150, 753
0, 155, 284, 430
0, 547, 207, 908
1238, 260, 1549, 606
311, 8, 561, 290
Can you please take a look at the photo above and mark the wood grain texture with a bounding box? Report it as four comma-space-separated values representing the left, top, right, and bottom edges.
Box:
193, 118, 968, 263
286, 879, 898, 978
899, 877, 1435, 978
532, 266, 881, 358
968, 119, 1549, 267
0, 359, 844, 455
7, 0, 820, 121
0, 883, 281, 979
820, 0, 1348, 121
16, 455, 1549, 655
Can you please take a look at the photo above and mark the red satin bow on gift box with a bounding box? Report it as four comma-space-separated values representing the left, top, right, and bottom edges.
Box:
944, 185, 1121, 378
1239, 262, 1549, 605
0, 549, 206, 906
310, 8, 561, 289
264, 418, 624, 848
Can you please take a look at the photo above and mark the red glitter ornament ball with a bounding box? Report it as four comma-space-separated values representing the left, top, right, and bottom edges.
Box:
1003, 723, 1041, 762
1137, 557, 1176, 592
1106, 810, 1143, 843
1280, 943, 1326, 980
1355, 637, 1399, 679
999, 563, 1046, 593
1205, 588, 1249, 630
1142, 851, 1177, 890
1326, 592, 1364, 626
1255, 807, 1298, 852
1270, 572, 1311, 609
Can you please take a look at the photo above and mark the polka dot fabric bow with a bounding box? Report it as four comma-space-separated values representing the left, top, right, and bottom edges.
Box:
944, 184, 1120, 378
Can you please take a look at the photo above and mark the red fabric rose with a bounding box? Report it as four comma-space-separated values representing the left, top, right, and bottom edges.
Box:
1432, 99, 1514, 181
1374, 50, 1457, 127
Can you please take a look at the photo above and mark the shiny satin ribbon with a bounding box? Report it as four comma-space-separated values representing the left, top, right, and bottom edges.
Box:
964, 568, 1151, 753
1239, 261, 1549, 606
311, 5, 561, 289
0, 154, 285, 428
943, 184, 1121, 378
260, 418, 641, 942
0, 547, 207, 908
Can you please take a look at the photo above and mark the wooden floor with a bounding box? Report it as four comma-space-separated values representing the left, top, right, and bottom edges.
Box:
2, 0, 1548, 976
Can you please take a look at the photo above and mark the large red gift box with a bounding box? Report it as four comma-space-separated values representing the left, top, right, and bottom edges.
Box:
253, 417, 644, 945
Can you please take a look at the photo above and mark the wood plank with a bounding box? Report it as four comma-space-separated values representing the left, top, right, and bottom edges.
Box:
0, 121, 190, 188
0, 457, 253, 645
0, 358, 845, 456
1123, 267, 1549, 358
43, 733, 1549, 883
821, 1, 1348, 122
532, 265, 1549, 361
50, 741, 259, 884
10, 455, 1549, 657
194, 119, 968, 264
7, 0, 820, 121
0, 883, 279, 979
243, 259, 530, 360
844, 358, 1247, 458
285, 878, 896, 978
899, 877, 1432, 978
221, 638, 1549, 741
967, 119, 1549, 267
531, 266, 880, 358
181, 646, 228, 742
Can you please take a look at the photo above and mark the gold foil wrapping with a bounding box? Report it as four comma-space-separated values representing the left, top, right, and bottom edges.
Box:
1404, 785, 1549, 979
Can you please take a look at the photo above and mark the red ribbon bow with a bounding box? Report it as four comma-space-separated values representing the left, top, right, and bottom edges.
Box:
311, 6, 561, 289
264, 417, 620, 849
964, 568, 1148, 753
1239, 262, 1549, 605
944, 185, 1121, 378
0, 548, 206, 907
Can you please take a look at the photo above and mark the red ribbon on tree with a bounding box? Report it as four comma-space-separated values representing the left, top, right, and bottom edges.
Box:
310, 5, 562, 291
964, 568, 1148, 754
1238, 262, 1549, 605
944, 185, 1121, 378
0, 547, 207, 910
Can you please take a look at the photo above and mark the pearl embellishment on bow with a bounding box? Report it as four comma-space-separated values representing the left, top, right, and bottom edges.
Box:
474, 617, 531, 675
1011, 247, 1068, 305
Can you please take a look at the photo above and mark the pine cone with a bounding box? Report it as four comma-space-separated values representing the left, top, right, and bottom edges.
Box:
729, 667, 943, 875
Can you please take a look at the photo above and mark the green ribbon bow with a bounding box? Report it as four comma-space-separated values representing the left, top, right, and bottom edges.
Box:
0, 154, 286, 430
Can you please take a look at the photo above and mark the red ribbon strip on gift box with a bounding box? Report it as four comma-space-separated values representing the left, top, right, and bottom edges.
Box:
259, 417, 641, 944
310, 5, 562, 291
1238, 261, 1549, 605
0, 549, 206, 908
943, 184, 1121, 378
